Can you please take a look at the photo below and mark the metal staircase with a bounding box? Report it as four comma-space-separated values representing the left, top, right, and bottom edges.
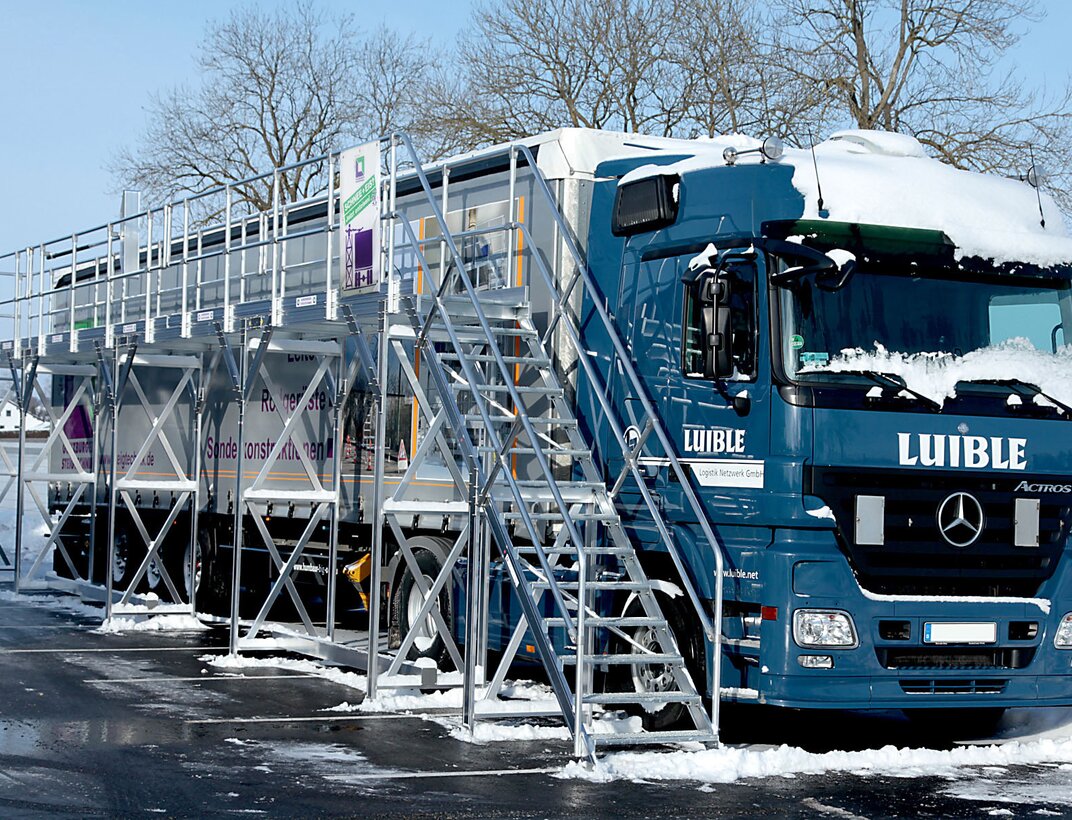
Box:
381, 134, 727, 759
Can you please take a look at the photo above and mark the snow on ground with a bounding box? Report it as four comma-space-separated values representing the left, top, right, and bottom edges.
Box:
202, 653, 368, 692
96, 614, 207, 634
559, 735, 1072, 786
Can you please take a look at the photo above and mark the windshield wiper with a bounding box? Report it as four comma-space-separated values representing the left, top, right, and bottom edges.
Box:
956, 378, 1072, 419
825, 368, 943, 412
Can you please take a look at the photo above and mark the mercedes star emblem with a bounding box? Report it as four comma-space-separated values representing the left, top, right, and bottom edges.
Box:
936, 492, 985, 547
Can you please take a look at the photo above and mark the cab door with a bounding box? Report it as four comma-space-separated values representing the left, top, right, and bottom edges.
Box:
627, 247, 772, 527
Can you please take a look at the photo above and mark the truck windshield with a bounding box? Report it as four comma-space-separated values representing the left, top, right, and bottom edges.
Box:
775, 259, 1072, 399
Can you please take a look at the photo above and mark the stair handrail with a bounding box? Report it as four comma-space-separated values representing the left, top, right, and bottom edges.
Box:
510, 142, 727, 736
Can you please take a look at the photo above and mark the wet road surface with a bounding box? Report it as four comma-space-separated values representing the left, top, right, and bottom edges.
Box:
0, 587, 1069, 818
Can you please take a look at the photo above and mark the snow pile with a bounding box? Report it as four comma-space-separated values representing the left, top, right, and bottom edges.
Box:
202, 653, 368, 692
445, 712, 642, 746
559, 736, 1072, 785
803, 340, 1072, 408
96, 614, 207, 634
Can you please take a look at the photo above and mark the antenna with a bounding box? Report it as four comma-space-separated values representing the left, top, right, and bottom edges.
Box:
810, 132, 826, 215
1029, 145, 1046, 229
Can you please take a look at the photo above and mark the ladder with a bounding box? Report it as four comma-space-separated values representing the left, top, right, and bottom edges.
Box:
386, 134, 727, 759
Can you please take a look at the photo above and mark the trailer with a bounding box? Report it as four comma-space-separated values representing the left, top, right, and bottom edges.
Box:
5, 127, 1072, 760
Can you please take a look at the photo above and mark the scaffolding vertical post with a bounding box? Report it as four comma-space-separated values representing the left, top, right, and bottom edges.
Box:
325, 153, 336, 321
12, 356, 26, 594
573, 528, 589, 759
224, 187, 232, 333
86, 354, 104, 587
104, 347, 121, 619
68, 233, 77, 352
366, 303, 389, 699
463, 461, 480, 733
181, 201, 190, 337
325, 338, 345, 642
188, 353, 205, 613
228, 327, 249, 656
144, 211, 154, 343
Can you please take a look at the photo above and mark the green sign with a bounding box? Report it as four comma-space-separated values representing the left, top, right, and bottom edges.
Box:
343, 175, 377, 224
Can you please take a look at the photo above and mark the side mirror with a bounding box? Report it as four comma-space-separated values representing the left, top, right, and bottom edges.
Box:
699, 270, 733, 379
816, 257, 856, 292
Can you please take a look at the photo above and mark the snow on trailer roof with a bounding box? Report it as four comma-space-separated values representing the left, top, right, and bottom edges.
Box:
615, 129, 1072, 269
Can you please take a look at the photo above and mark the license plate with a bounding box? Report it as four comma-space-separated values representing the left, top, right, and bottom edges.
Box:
923, 622, 996, 644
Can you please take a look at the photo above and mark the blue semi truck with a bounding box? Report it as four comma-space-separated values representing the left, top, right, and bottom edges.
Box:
33, 127, 1072, 742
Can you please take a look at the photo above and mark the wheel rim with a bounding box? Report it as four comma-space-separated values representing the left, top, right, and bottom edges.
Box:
146, 557, 162, 589
111, 539, 127, 584
407, 573, 438, 652
184, 542, 201, 599
630, 626, 674, 693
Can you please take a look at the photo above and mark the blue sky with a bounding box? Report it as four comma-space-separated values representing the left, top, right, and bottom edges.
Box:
0, 0, 1069, 254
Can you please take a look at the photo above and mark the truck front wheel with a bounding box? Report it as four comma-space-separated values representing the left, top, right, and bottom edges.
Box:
607, 591, 705, 732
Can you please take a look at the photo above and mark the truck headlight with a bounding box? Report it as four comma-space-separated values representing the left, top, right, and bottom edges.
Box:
793, 609, 858, 648
1055, 613, 1072, 648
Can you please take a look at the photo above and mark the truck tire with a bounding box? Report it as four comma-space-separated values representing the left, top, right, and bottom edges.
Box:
390, 549, 453, 667
194, 528, 229, 618
607, 591, 705, 732
110, 529, 134, 593
182, 539, 201, 605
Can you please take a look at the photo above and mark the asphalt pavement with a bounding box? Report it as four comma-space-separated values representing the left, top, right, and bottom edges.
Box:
0, 586, 1068, 818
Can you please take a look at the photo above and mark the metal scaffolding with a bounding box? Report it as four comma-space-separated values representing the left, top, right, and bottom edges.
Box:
0, 131, 730, 760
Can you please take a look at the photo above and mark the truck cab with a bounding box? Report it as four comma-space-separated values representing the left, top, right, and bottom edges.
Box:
585, 130, 1072, 712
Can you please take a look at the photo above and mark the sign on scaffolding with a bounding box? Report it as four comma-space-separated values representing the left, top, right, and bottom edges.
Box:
339, 141, 381, 297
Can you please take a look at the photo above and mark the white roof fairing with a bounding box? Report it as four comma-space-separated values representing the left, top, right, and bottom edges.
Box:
604, 128, 1072, 269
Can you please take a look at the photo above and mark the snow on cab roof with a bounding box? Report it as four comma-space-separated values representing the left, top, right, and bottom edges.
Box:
617, 129, 1072, 269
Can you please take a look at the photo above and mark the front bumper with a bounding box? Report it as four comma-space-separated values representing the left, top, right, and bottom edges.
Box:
748, 530, 1072, 710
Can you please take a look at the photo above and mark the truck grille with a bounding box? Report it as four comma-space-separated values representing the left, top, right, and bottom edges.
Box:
877, 648, 1035, 670
899, 679, 1008, 695
806, 467, 1071, 597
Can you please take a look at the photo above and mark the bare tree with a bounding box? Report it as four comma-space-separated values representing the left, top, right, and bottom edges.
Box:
775, 0, 1072, 211
674, 0, 829, 142
112, 5, 437, 216
427, 0, 813, 153
426, 0, 692, 148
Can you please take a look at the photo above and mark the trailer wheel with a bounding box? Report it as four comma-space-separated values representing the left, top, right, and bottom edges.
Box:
608, 591, 705, 732
145, 556, 163, 591
110, 529, 134, 592
183, 539, 201, 604
391, 550, 452, 666
193, 527, 229, 617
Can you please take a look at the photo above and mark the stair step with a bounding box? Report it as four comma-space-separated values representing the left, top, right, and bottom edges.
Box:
560, 653, 684, 666
531, 580, 648, 591
465, 414, 577, 427
452, 383, 563, 396
441, 353, 551, 367
508, 481, 605, 503
544, 616, 664, 629
583, 691, 702, 706
441, 325, 538, 338
514, 545, 631, 556
592, 730, 714, 748
477, 446, 590, 457
502, 510, 617, 522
